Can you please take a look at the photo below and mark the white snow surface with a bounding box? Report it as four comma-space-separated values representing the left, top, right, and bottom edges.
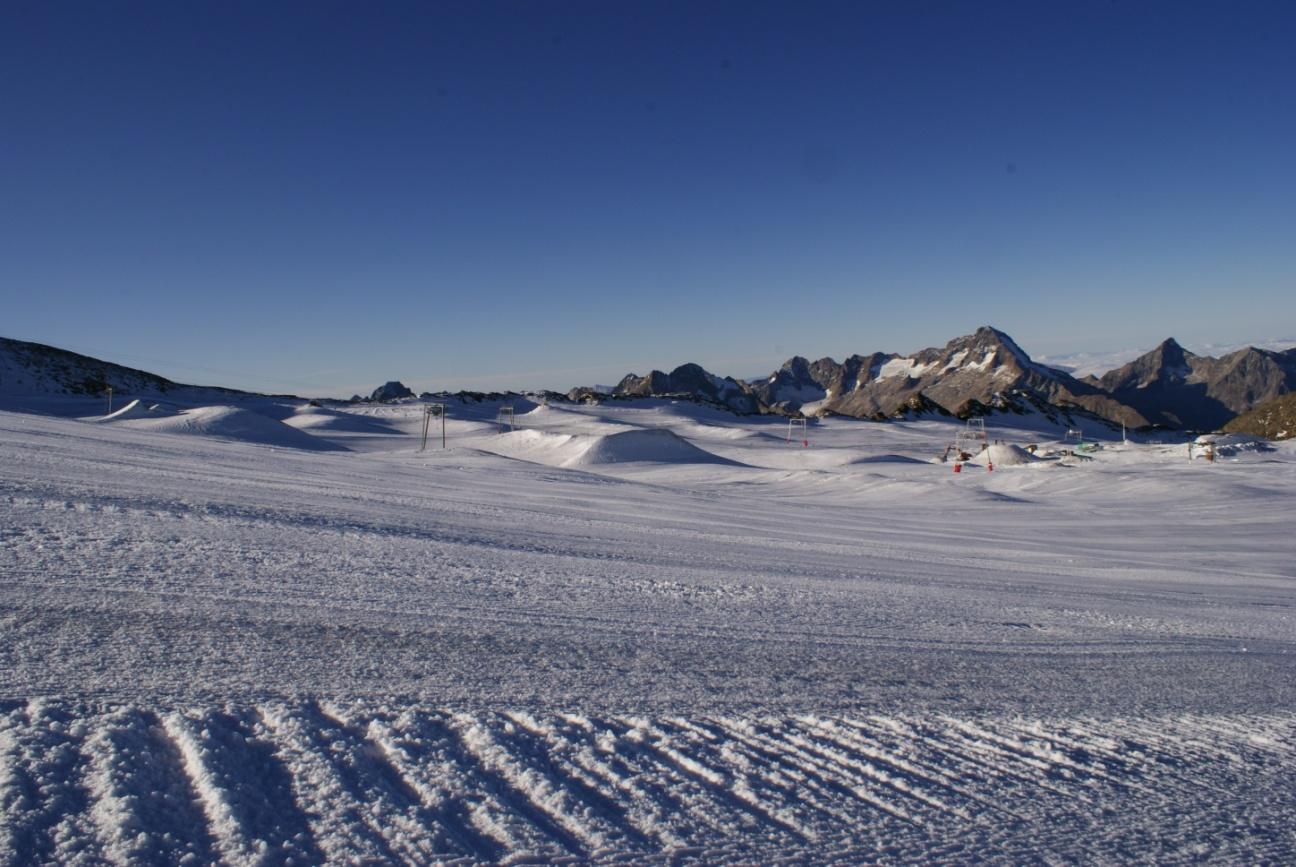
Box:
564, 428, 741, 467
980, 442, 1039, 466
96, 398, 177, 422
107, 404, 348, 452
875, 357, 933, 380
2, 395, 1294, 863
771, 382, 828, 405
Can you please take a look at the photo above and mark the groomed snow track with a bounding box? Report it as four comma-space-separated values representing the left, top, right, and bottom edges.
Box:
3, 406, 1295, 863
1, 701, 1292, 865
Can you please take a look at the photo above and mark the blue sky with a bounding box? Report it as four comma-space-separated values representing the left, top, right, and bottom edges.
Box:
3, 1, 1294, 396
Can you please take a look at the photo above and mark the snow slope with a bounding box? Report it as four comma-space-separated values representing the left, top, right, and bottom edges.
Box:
1, 399, 1294, 863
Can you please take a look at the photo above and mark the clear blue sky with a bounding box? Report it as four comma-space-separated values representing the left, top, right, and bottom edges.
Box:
3, 1, 1294, 396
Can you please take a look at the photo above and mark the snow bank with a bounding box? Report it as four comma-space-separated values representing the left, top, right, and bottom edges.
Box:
981, 443, 1039, 466
492, 428, 578, 458
282, 404, 402, 434
127, 405, 347, 451
847, 454, 930, 465
564, 428, 738, 467
97, 398, 177, 422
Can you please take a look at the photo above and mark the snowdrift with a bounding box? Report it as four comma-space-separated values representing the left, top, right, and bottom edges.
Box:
981, 443, 1039, 466
564, 428, 740, 467
847, 453, 930, 465
283, 404, 403, 434
126, 405, 347, 451
96, 398, 177, 422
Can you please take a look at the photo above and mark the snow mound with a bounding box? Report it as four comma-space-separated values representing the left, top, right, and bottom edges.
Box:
848, 454, 930, 465
128, 405, 347, 451
283, 404, 402, 434
982, 443, 1039, 466
97, 398, 177, 422
564, 428, 738, 467
486, 428, 582, 464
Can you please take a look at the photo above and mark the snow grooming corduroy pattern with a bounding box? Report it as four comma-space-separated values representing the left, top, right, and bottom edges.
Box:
2, 702, 1294, 865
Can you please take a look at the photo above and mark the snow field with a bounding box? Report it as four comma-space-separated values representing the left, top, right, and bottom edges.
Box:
2, 399, 1295, 862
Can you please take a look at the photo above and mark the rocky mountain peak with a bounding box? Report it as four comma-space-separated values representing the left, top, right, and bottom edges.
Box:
369, 381, 414, 402
669, 363, 708, 381
966, 326, 1034, 366
1094, 337, 1296, 430
611, 363, 761, 414
1100, 339, 1197, 392
1151, 337, 1191, 368
779, 356, 814, 378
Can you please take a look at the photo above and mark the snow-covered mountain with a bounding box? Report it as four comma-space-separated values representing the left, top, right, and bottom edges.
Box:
748, 327, 1296, 431
750, 352, 897, 416
753, 327, 1145, 428
0, 336, 260, 402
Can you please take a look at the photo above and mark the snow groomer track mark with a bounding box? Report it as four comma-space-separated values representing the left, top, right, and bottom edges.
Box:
1, 703, 1293, 864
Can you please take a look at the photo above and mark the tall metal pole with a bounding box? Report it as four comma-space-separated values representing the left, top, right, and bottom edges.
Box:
421, 404, 447, 450
105, 386, 113, 415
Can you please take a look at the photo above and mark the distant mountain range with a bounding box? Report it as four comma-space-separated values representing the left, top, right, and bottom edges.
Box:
5, 329, 1296, 433
1091, 338, 1296, 430
572, 326, 1296, 432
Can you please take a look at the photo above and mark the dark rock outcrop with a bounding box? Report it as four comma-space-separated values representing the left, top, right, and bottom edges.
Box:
612, 364, 764, 414
750, 353, 898, 415
369, 381, 415, 402
1222, 392, 1296, 440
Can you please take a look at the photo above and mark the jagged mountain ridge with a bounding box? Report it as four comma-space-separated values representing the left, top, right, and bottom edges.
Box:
752, 353, 898, 415
6, 329, 1293, 433
593, 327, 1295, 431
1097, 338, 1296, 430
606, 363, 763, 414
740, 327, 1144, 427
795, 328, 1141, 427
